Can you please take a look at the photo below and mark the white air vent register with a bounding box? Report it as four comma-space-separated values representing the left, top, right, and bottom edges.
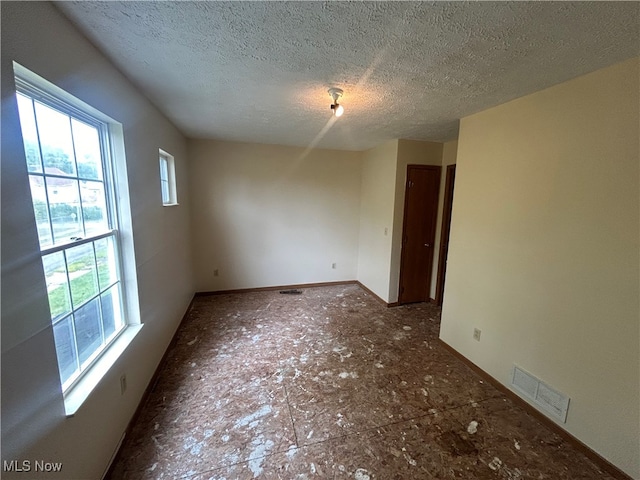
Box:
511, 365, 570, 423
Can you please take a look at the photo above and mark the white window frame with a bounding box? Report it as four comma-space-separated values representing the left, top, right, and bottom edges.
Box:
13, 62, 142, 416
159, 149, 178, 206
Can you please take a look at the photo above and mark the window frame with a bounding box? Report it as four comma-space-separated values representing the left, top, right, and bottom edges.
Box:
159, 149, 178, 206
13, 62, 142, 415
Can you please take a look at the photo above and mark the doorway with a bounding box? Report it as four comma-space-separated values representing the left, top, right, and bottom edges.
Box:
398, 165, 441, 304
435, 164, 456, 306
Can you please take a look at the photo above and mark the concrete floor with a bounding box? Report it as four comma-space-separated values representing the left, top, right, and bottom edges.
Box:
109, 284, 615, 479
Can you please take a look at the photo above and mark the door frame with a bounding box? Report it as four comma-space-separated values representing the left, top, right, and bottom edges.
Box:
398, 164, 441, 305
435, 164, 456, 306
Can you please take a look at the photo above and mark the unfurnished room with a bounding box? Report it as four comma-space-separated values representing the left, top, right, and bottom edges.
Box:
1, 2, 639, 479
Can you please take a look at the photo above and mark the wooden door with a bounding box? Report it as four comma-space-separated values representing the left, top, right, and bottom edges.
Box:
435, 164, 456, 306
398, 165, 441, 304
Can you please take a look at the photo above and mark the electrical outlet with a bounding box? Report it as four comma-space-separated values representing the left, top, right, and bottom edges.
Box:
120, 374, 127, 395
213, 269, 219, 277
473, 328, 481, 342
331, 263, 337, 269
384, 227, 388, 236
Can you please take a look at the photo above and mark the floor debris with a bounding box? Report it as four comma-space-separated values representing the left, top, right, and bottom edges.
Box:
488, 456, 503, 471
467, 420, 479, 434
354, 468, 372, 480
107, 284, 620, 480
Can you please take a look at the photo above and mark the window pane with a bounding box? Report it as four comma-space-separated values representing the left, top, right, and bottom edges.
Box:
161, 179, 170, 204
53, 316, 79, 386
80, 180, 108, 236
74, 298, 103, 365
28, 175, 53, 248
159, 157, 168, 181
43, 252, 72, 320
95, 237, 118, 289
34, 101, 77, 177
47, 176, 84, 243
71, 119, 102, 180
67, 243, 98, 307
16, 93, 43, 173
160, 156, 170, 204
100, 285, 122, 340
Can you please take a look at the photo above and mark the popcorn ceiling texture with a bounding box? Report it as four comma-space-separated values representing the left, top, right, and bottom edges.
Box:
56, 1, 639, 150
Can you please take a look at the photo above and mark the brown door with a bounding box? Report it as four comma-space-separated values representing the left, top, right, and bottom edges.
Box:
435, 164, 456, 306
398, 165, 441, 304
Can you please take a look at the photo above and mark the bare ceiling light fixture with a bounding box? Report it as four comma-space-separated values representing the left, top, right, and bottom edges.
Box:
328, 87, 344, 117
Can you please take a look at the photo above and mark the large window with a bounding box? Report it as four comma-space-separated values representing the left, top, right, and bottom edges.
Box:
15, 75, 128, 393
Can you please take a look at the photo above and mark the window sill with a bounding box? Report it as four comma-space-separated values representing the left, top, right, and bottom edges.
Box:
64, 324, 143, 417
162, 202, 179, 207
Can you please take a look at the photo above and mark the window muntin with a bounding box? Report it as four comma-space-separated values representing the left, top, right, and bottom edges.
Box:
16, 86, 126, 392
159, 149, 177, 206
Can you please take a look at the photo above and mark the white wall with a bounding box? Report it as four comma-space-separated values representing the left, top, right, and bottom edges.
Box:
189, 139, 362, 291
1, 3, 194, 479
440, 58, 639, 478
357, 140, 398, 302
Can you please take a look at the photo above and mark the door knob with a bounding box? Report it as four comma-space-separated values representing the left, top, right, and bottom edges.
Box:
424, 243, 430, 247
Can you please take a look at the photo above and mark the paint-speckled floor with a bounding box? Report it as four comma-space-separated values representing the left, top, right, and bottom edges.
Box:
109, 284, 616, 479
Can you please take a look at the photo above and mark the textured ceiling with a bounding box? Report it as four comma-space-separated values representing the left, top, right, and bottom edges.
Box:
55, 1, 639, 151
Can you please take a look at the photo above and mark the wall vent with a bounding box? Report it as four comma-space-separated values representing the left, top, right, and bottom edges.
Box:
511, 365, 570, 423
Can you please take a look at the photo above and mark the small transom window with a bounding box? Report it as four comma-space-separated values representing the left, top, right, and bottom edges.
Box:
159, 149, 177, 206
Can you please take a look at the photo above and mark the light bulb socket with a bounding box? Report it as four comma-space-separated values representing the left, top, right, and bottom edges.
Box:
328, 88, 345, 117
328, 87, 344, 102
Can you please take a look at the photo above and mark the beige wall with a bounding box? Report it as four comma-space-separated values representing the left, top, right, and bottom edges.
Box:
189, 139, 362, 291
190, 137, 446, 304
1, 3, 194, 479
357, 140, 398, 301
440, 58, 639, 477
357, 139, 444, 303
389, 139, 443, 302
